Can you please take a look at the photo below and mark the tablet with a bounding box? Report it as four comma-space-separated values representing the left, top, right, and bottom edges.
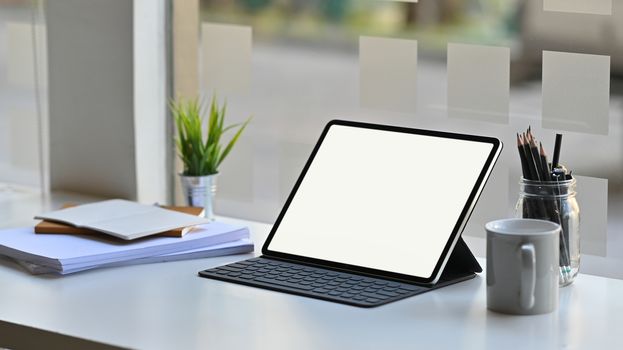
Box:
262, 120, 502, 285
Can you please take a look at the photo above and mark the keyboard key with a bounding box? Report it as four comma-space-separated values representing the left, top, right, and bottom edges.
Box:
275, 277, 288, 281
364, 288, 379, 293
326, 272, 338, 277
352, 286, 365, 290
229, 263, 249, 269
373, 281, 388, 286
366, 298, 381, 303
360, 292, 388, 300
353, 296, 365, 301
341, 293, 354, 298
228, 272, 241, 277
387, 282, 400, 288
377, 290, 399, 298
255, 277, 314, 290
349, 276, 363, 281
399, 284, 421, 291
239, 274, 254, 280
312, 288, 329, 294
300, 281, 312, 285
311, 283, 324, 288
220, 266, 243, 272
328, 291, 342, 296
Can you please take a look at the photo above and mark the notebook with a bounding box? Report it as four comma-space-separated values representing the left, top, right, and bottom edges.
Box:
34, 199, 211, 240
35, 205, 205, 238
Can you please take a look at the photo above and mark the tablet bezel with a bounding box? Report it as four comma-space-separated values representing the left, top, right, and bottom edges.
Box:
262, 119, 502, 285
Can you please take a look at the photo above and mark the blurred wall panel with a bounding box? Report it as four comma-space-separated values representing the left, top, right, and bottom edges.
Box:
447, 43, 509, 124
359, 36, 418, 114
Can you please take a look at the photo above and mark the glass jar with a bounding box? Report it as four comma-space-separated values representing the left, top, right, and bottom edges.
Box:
515, 177, 580, 286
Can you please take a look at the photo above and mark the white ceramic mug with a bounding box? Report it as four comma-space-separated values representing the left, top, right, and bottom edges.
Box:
486, 218, 560, 315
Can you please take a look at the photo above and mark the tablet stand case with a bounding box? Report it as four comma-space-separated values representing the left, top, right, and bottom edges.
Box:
433, 236, 482, 287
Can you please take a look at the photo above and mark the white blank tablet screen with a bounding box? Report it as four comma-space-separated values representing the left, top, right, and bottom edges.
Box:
267, 125, 493, 278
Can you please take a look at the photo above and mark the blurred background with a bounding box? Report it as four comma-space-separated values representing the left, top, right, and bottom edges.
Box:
196, 0, 621, 236
0, 0, 621, 275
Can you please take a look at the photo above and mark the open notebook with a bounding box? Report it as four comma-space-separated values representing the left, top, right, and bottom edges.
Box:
35, 206, 204, 237
34, 199, 210, 240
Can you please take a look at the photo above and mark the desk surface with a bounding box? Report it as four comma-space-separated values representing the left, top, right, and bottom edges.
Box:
1, 217, 623, 350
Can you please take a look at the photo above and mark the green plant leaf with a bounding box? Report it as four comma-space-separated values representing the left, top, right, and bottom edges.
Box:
170, 94, 250, 176
217, 116, 251, 168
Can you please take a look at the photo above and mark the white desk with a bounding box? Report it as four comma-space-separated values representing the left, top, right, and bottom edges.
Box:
1, 217, 623, 349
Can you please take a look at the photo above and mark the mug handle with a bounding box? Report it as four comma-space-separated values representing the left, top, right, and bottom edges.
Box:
520, 243, 536, 310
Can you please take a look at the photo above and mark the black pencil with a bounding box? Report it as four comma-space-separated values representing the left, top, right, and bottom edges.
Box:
517, 133, 529, 179
552, 133, 563, 169
520, 134, 535, 180
523, 132, 541, 181
539, 142, 551, 181
527, 129, 546, 179
528, 135, 544, 181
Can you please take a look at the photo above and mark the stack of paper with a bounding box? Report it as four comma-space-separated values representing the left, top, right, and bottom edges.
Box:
0, 222, 253, 275
14, 239, 254, 275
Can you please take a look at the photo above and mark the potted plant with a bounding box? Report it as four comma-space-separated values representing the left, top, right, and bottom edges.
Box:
170, 96, 250, 220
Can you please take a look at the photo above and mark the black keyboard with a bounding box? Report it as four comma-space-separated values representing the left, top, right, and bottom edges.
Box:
198, 257, 430, 307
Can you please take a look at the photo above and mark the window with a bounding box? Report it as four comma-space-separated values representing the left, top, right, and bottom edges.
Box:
194, 0, 623, 278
